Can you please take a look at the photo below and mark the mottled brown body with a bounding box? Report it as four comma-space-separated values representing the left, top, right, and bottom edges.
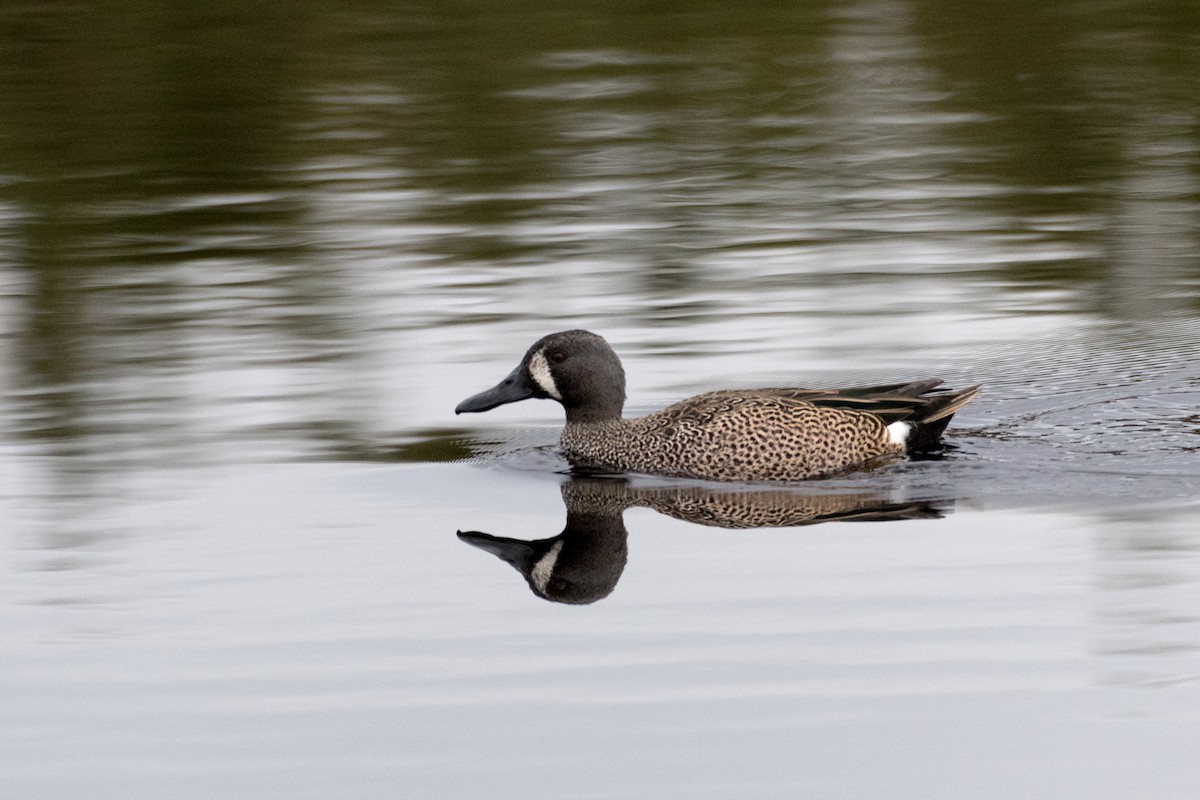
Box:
561, 392, 899, 481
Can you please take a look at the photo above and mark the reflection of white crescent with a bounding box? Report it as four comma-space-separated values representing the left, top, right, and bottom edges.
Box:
530, 539, 564, 593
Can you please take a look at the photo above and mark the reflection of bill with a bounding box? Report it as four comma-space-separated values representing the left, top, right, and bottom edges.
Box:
458, 477, 944, 605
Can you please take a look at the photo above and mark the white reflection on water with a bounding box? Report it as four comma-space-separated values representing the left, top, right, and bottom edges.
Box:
2, 465, 1198, 799
1093, 508, 1200, 689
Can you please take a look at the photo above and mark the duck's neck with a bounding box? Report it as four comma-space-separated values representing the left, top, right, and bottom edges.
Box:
563, 404, 624, 425
561, 384, 625, 424
558, 362, 625, 424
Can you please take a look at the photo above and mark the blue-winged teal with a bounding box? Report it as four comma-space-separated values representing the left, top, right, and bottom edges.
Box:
455, 329, 980, 481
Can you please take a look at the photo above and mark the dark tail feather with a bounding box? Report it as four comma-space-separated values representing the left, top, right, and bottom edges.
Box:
907, 385, 981, 453
837, 378, 944, 398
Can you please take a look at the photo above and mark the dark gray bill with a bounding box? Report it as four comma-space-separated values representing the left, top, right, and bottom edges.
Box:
457, 530, 540, 571
454, 365, 535, 414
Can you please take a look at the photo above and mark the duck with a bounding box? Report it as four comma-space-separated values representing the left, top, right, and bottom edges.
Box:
454, 329, 980, 482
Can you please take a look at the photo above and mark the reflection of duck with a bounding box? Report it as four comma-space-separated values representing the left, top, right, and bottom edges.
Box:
456, 330, 979, 481
458, 478, 943, 604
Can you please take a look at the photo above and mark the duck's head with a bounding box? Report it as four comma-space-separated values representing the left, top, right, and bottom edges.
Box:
455, 329, 626, 423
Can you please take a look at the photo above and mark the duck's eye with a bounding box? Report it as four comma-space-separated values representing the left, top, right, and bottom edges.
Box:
549, 351, 567, 363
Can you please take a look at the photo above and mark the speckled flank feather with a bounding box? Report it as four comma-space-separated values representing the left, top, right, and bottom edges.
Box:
456, 329, 980, 482
564, 391, 925, 481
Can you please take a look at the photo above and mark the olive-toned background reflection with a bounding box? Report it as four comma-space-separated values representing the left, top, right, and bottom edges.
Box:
2, 0, 1197, 472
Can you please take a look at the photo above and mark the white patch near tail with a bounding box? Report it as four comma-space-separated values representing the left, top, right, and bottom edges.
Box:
887, 421, 912, 446
530, 540, 564, 592
528, 350, 562, 400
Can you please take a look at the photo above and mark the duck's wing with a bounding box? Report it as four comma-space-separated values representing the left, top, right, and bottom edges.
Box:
693, 381, 979, 426
803, 383, 980, 425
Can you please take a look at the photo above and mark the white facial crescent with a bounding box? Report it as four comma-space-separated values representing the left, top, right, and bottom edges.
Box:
528, 350, 562, 400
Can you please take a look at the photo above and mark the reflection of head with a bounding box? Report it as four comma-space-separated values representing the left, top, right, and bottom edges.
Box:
458, 478, 629, 604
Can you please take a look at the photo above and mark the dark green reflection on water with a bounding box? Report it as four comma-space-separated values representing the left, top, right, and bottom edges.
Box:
1, 0, 1198, 480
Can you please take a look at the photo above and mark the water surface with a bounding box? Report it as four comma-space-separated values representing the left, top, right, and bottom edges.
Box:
2, 2, 1199, 798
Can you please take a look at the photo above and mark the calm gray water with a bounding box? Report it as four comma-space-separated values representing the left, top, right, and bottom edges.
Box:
2, 2, 1199, 798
